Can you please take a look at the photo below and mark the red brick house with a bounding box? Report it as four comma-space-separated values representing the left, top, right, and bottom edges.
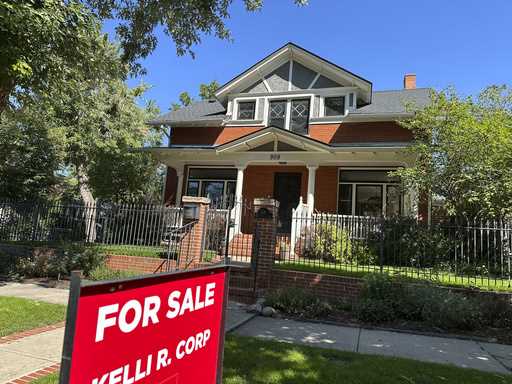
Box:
146, 43, 430, 232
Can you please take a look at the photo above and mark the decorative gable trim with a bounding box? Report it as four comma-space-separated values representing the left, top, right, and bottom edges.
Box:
215, 42, 372, 104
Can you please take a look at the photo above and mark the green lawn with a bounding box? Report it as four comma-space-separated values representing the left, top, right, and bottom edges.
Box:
276, 261, 512, 292
0, 297, 66, 337
96, 244, 166, 258
33, 335, 511, 384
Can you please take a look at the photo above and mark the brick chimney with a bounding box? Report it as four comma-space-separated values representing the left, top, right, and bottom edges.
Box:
404, 73, 416, 89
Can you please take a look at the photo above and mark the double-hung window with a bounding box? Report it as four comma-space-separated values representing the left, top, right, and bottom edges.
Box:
268, 98, 310, 134
337, 170, 402, 217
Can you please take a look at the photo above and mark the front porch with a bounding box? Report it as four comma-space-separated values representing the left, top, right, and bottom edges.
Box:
149, 127, 419, 229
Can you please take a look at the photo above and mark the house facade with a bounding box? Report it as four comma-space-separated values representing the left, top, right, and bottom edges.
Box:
146, 43, 430, 232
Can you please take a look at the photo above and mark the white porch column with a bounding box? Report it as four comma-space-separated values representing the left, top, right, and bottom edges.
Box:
306, 165, 318, 214
175, 166, 185, 206
233, 164, 246, 235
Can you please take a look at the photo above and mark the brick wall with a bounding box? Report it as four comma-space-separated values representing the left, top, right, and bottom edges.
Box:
309, 122, 413, 144
106, 254, 175, 274
270, 269, 364, 301
171, 122, 412, 147
172, 126, 263, 146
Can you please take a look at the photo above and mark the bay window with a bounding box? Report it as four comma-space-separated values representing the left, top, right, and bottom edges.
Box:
337, 170, 402, 217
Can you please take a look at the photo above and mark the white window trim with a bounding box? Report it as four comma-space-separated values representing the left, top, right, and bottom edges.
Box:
336, 168, 403, 217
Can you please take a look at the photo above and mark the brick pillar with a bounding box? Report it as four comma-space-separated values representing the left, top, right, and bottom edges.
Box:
252, 198, 279, 296
178, 196, 210, 270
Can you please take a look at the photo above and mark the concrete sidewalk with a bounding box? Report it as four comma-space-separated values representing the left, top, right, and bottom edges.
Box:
234, 316, 512, 374
0, 281, 69, 305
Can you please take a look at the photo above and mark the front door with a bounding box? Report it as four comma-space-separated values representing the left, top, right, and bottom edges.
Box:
274, 173, 302, 233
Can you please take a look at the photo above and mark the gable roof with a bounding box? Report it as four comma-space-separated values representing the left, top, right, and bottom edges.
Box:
214, 42, 373, 104
147, 99, 226, 126
216, 126, 332, 153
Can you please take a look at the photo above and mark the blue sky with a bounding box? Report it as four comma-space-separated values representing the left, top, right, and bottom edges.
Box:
104, 0, 512, 112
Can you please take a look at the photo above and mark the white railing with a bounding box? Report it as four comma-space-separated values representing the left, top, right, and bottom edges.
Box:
290, 197, 308, 255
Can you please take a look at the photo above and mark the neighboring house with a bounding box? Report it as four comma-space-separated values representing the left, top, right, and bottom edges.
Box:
145, 42, 430, 233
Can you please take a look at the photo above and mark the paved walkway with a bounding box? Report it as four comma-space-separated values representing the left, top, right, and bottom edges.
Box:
234, 316, 512, 374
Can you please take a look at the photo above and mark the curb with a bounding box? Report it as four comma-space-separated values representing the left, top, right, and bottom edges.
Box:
5, 363, 60, 384
0, 323, 65, 345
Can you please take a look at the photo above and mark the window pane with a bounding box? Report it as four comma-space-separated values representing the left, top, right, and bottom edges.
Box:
290, 99, 310, 134
226, 181, 236, 205
237, 101, 256, 120
338, 184, 353, 215
268, 100, 286, 129
324, 96, 345, 116
340, 170, 399, 183
189, 168, 237, 180
356, 185, 382, 217
200, 181, 224, 202
186, 181, 199, 197
386, 185, 402, 217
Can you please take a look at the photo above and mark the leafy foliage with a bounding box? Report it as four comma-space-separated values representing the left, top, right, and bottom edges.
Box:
84, 0, 308, 74
265, 288, 333, 318
354, 274, 508, 331
0, 0, 123, 112
303, 223, 351, 263
170, 80, 220, 110
395, 86, 512, 218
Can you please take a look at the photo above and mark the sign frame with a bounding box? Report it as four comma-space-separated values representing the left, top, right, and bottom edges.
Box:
59, 265, 230, 384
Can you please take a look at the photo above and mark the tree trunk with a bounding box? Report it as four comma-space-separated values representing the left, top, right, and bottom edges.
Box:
0, 78, 15, 114
77, 167, 97, 243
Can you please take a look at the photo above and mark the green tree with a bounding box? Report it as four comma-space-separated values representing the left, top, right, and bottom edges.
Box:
395, 85, 512, 218
199, 80, 220, 100
84, 0, 308, 73
0, 0, 121, 113
170, 81, 220, 110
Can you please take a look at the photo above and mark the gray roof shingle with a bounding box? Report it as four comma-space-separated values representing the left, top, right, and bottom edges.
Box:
354, 88, 431, 115
148, 99, 226, 125
148, 88, 431, 125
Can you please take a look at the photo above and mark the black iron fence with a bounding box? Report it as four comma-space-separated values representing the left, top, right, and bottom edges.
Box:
281, 212, 512, 290
0, 200, 183, 258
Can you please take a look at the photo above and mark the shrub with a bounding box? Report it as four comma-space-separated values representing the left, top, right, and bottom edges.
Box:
265, 288, 333, 318
0, 250, 17, 276
9, 242, 105, 279
369, 217, 454, 269
88, 265, 139, 281
355, 273, 486, 331
303, 223, 351, 263
421, 292, 483, 330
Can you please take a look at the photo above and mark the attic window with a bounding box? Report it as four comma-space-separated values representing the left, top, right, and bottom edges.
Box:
237, 101, 256, 120
324, 96, 346, 116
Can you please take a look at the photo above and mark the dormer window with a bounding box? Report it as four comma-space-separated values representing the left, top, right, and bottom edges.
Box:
237, 101, 256, 120
324, 96, 346, 116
